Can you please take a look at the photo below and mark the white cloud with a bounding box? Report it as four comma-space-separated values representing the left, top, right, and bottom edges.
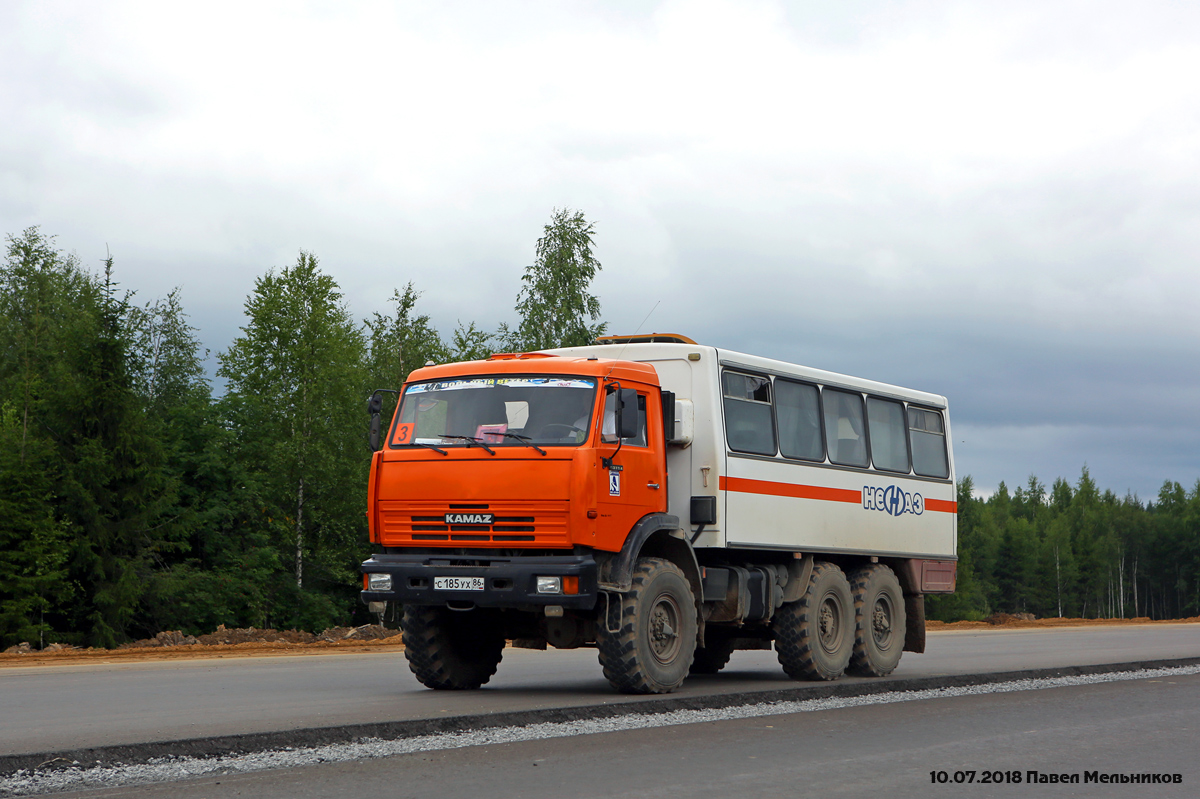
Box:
3, 0, 1200, 497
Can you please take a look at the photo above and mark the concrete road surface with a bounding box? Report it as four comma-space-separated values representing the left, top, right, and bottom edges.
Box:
1, 623, 1197, 757
48, 669, 1200, 799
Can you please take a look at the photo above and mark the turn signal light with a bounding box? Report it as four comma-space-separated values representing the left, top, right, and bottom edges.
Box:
562, 576, 579, 595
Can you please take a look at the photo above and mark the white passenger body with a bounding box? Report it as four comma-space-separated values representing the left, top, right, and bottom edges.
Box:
549, 342, 957, 561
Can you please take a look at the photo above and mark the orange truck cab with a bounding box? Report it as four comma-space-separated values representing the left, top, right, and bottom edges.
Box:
361, 336, 957, 694
362, 353, 670, 610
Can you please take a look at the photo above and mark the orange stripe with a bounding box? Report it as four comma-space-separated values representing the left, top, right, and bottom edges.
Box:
720, 475, 958, 514
923, 498, 958, 514
720, 476, 861, 504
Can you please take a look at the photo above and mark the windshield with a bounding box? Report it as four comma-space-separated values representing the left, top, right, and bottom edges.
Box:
389, 375, 597, 448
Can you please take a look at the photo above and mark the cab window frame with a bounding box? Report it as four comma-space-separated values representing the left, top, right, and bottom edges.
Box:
721, 369, 777, 457
821, 387, 870, 469
865, 395, 912, 474
775, 377, 825, 463
907, 405, 950, 479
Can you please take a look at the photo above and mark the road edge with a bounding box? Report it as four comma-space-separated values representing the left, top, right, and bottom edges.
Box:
5, 656, 1199, 777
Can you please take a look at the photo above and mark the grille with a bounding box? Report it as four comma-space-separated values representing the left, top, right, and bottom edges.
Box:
379, 500, 570, 548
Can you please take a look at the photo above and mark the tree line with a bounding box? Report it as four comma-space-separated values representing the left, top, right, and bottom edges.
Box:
927, 471, 1200, 622
2, 214, 1198, 650
0, 210, 605, 649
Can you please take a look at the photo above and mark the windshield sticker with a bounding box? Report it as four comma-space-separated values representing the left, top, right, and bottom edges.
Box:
406, 377, 595, 393
391, 422, 415, 446
406, 379, 492, 393
476, 423, 508, 444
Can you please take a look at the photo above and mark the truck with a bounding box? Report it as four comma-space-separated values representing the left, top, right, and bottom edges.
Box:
360, 334, 957, 694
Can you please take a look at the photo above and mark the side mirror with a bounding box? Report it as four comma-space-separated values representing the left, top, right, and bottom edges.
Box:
617, 388, 639, 439
369, 413, 382, 451
365, 389, 399, 453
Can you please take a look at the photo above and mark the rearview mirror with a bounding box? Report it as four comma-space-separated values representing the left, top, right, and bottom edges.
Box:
365, 389, 399, 453
369, 413, 382, 451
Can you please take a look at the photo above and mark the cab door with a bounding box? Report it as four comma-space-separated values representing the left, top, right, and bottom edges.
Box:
594, 385, 667, 551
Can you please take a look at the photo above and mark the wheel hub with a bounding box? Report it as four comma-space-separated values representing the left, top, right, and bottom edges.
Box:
818, 596, 841, 653
649, 593, 682, 664
872, 597, 894, 648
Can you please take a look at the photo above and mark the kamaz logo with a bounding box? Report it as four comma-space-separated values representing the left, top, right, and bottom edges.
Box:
444, 513, 494, 525
863, 485, 924, 516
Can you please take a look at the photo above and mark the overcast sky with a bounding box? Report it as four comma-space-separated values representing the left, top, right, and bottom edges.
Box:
3, 0, 1199, 501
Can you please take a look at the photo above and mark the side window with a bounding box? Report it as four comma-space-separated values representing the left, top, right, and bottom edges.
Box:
866, 397, 910, 473
392, 393, 448, 445
822, 389, 868, 467
600, 391, 648, 446
909, 407, 949, 478
776, 379, 823, 461
722, 371, 776, 455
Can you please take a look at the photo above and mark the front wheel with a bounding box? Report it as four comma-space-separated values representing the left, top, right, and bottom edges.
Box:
401, 605, 505, 690
597, 557, 697, 694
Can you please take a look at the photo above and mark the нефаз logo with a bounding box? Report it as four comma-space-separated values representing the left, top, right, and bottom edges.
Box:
863, 485, 924, 516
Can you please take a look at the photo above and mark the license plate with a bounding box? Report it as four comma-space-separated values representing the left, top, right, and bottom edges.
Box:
434, 576, 485, 591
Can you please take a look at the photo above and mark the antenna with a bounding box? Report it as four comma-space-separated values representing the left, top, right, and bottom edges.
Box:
604, 299, 660, 380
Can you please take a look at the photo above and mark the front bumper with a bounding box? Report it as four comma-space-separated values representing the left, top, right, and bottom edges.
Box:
360, 552, 599, 610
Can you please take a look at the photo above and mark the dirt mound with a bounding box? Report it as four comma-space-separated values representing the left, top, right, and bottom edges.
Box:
985, 612, 1036, 625
195, 626, 316, 646
119, 631, 201, 649
1, 623, 404, 664
3, 642, 83, 654
315, 625, 397, 642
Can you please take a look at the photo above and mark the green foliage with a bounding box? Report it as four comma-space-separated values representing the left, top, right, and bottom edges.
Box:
0, 218, 619, 647
364, 283, 447, 426
449, 320, 495, 362
940, 468, 1200, 622
0, 231, 184, 647
0, 401, 73, 647
511, 208, 606, 351
218, 251, 368, 626
15, 218, 1197, 642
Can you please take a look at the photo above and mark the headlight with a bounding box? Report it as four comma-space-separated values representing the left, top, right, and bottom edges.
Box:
536, 576, 562, 594
368, 573, 392, 591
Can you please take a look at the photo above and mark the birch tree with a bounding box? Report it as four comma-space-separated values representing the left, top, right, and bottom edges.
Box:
219, 253, 366, 606
512, 208, 606, 351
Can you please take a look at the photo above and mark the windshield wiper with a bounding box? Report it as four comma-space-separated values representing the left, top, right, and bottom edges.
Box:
413, 442, 448, 455
494, 432, 547, 456
441, 435, 496, 455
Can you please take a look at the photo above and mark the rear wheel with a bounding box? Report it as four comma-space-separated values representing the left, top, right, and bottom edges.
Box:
689, 638, 736, 674
848, 564, 906, 677
773, 561, 853, 681
401, 605, 505, 690
597, 557, 697, 693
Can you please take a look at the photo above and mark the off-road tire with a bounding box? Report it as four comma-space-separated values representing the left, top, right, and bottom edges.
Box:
596, 557, 697, 694
848, 564, 906, 677
773, 561, 853, 681
401, 605, 505, 690
689, 638, 736, 674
